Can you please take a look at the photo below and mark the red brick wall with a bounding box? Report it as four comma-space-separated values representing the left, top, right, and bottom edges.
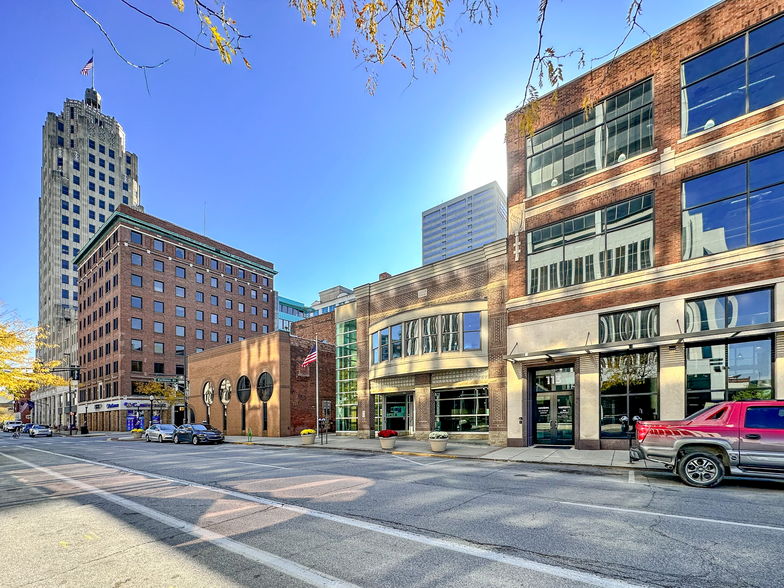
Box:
290, 312, 336, 345
289, 335, 336, 433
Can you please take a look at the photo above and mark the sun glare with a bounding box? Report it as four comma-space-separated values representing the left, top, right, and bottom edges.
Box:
462, 120, 507, 195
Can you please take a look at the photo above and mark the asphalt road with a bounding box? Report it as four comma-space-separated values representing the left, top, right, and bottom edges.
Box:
1, 434, 782, 588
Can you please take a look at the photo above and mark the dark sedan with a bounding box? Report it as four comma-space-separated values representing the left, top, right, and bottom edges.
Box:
173, 424, 224, 445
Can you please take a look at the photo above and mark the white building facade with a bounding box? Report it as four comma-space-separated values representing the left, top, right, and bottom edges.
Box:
421, 181, 507, 265
34, 88, 141, 428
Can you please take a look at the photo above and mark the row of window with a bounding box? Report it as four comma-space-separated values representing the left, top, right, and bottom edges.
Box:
371, 312, 481, 364
130, 361, 185, 375
129, 317, 267, 337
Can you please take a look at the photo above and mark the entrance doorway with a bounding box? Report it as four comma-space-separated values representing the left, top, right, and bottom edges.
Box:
383, 393, 414, 434
532, 367, 575, 445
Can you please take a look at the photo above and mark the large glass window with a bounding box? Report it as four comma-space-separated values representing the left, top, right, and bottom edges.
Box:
682, 15, 784, 135
434, 388, 489, 433
600, 351, 659, 438
336, 319, 358, 432
390, 324, 402, 359
685, 288, 772, 333
686, 337, 773, 415
441, 314, 459, 352
404, 320, 418, 356
422, 316, 438, 354
599, 306, 659, 344
527, 79, 653, 195
463, 312, 481, 350
528, 193, 653, 294
682, 152, 784, 260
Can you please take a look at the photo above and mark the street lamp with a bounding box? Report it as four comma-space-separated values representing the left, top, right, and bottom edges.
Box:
149, 395, 154, 430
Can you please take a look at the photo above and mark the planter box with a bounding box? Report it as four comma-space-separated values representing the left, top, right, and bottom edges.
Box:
301, 433, 316, 445
379, 437, 397, 450
429, 439, 448, 452
131, 431, 143, 440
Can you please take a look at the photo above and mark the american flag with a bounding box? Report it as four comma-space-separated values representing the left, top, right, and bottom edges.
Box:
81, 57, 94, 76
301, 345, 317, 367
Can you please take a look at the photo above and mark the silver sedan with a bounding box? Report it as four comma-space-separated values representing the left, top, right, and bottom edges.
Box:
29, 425, 53, 437
144, 424, 177, 442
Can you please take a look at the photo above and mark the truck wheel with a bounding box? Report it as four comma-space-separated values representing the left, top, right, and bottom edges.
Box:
677, 451, 725, 488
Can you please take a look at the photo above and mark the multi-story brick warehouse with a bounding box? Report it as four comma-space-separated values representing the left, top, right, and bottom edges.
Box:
310, 240, 508, 444
504, 0, 784, 449
73, 205, 276, 431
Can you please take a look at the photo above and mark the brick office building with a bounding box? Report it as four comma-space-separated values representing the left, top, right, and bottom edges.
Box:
187, 331, 335, 436
321, 241, 508, 444
504, 0, 784, 449
74, 205, 276, 431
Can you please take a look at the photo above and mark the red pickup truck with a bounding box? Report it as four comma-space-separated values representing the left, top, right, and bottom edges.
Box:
629, 401, 784, 487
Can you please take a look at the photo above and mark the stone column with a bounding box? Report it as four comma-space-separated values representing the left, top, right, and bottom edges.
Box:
506, 361, 526, 447
414, 373, 432, 440
660, 344, 686, 419
577, 354, 600, 449
776, 333, 784, 400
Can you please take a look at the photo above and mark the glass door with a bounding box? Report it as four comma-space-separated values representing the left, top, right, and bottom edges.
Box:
532, 366, 575, 445
385, 394, 408, 432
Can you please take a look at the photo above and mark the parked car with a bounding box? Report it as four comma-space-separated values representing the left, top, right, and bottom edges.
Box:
145, 424, 176, 443
29, 425, 53, 438
630, 401, 784, 487
173, 424, 224, 445
21, 424, 34, 434
3, 421, 23, 432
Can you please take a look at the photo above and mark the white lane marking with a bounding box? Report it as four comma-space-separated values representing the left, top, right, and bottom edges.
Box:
236, 461, 290, 470
628, 471, 635, 484
21, 447, 653, 588
558, 501, 784, 533
389, 455, 427, 466
1, 452, 357, 588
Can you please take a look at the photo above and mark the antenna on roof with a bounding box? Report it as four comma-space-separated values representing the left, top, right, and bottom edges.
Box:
204, 202, 206, 236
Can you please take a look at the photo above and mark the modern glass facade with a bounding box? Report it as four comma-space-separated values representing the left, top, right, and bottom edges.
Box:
335, 318, 358, 431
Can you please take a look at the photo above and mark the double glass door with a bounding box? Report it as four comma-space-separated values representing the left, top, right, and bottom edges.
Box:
533, 367, 575, 445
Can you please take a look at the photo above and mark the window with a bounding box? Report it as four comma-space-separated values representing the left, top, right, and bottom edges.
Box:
109, 149, 115, 159
251, 323, 257, 332
599, 306, 660, 343
262, 308, 268, 318
196, 329, 204, 340
99, 144, 105, 154
238, 302, 245, 312
211, 313, 218, 324
211, 277, 218, 288
251, 290, 257, 299
225, 317, 232, 327
153, 239, 164, 252
175, 306, 186, 317
88, 224, 95, 233
196, 291, 204, 302
238, 319, 245, 329
154, 280, 164, 293
685, 288, 772, 333
226, 299, 233, 310
131, 360, 142, 372
435, 388, 489, 432
130, 295, 142, 309
744, 406, 784, 429
441, 314, 459, 352
528, 193, 653, 294
225, 281, 232, 292
175, 286, 186, 298
131, 317, 142, 330
176, 345, 185, 356
211, 259, 219, 270
682, 151, 784, 260
130, 231, 142, 245
131, 339, 142, 351
422, 316, 438, 353
154, 363, 165, 375
251, 273, 257, 283
154, 342, 164, 354
225, 264, 233, 275
175, 266, 185, 279
154, 260, 164, 272
262, 325, 268, 333
527, 79, 653, 196
195, 310, 204, 321
225, 334, 233, 344
262, 293, 268, 302
211, 331, 218, 342
89, 210, 95, 220
463, 312, 481, 350
238, 269, 245, 279
600, 351, 659, 438
176, 325, 185, 337
174, 247, 184, 259
195, 254, 204, 265
682, 15, 784, 135
154, 322, 164, 334
238, 285, 245, 295
263, 277, 269, 287
211, 295, 218, 306
251, 306, 257, 315
196, 272, 204, 284
686, 337, 773, 415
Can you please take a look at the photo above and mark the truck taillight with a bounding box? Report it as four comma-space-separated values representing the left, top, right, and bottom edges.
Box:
637, 423, 650, 443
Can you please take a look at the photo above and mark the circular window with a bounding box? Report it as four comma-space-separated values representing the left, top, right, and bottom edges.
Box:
202, 381, 214, 406
257, 372, 274, 402
219, 379, 232, 406
237, 376, 251, 404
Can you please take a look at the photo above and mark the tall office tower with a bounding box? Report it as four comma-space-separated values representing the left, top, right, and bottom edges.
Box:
35, 88, 141, 428
421, 181, 507, 265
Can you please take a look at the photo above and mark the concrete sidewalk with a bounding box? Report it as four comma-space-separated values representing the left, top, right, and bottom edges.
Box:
223, 434, 667, 470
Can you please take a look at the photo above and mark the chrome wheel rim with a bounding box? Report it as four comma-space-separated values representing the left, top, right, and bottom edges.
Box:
685, 457, 718, 483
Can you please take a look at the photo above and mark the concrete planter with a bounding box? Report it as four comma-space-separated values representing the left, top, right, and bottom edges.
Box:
131, 431, 143, 440
429, 439, 448, 452
301, 433, 316, 445
379, 437, 397, 450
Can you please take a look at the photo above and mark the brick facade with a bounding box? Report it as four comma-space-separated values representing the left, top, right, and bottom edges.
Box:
291, 311, 337, 345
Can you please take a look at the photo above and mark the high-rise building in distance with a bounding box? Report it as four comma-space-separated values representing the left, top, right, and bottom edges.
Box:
421, 181, 507, 265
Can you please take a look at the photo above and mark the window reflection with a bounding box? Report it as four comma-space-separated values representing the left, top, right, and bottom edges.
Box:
600, 351, 658, 438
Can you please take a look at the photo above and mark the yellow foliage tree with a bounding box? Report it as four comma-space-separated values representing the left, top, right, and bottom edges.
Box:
134, 381, 184, 406
0, 304, 68, 400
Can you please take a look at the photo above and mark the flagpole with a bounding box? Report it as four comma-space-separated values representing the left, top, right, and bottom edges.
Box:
91, 49, 95, 89
315, 334, 319, 433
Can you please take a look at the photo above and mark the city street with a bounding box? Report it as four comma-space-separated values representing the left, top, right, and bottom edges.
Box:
1, 435, 782, 588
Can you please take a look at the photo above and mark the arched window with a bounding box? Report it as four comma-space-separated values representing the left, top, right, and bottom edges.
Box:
219, 379, 232, 405
202, 381, 214, 406
237, 376, 251, 404
257, 372, 273, 402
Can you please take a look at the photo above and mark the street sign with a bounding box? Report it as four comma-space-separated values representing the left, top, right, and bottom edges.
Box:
154, 377, 180, 384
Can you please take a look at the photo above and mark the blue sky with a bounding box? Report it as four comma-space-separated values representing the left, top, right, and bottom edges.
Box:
1, 0, 715, 322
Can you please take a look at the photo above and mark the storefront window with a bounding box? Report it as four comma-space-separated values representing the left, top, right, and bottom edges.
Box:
685, 288, 772, 332
600, 351, 658, 438
686, 337, 773, 415
599, 306, 659, 344
435, 388, 489, 433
